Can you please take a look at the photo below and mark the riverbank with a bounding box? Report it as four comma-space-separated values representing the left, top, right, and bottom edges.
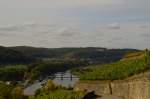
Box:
23, 71, 79, 96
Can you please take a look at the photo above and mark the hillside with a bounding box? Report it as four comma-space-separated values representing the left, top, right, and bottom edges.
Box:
0, 46, 34, 64
73, 50, 150, 80
9, 46, 137, 64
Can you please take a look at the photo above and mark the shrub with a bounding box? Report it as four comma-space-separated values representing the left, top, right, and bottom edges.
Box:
11, 86, 24, 99
43, 80, 57, 93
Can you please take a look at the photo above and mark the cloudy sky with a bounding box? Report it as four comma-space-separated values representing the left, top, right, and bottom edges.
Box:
0, 0, 150, 49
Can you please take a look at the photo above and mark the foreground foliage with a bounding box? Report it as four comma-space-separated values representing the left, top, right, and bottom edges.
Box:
29, 80, 85, 99
73, 51, 150, 80
0, 65, 27, 81
30, 90, 84, 99
0, 83, 25, 99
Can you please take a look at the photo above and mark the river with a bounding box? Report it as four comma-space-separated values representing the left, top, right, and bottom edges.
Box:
23, 71, 79, 96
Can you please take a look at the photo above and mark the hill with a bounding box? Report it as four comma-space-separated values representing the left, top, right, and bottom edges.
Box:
9, 46, 137, 64
0, 46, 34, 64
73, 50, 150, 80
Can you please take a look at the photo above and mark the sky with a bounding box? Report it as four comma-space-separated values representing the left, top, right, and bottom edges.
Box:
0, 0, 150, 49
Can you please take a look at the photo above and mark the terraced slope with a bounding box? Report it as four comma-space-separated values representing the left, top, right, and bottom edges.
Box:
73, 51, 150, 80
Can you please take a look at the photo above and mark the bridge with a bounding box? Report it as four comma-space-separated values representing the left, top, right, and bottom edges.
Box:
47, 73, 79, 81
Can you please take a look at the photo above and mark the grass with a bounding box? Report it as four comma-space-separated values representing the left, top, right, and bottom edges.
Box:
0, 83, 14, 99
73, 51, 150, 80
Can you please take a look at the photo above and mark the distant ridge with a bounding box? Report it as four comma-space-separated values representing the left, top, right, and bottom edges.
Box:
0, 46, 34, 64
5, 46, 138, 64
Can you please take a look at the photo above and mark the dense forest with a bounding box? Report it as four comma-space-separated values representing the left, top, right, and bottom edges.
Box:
0, 46, 34, 64
9, 46, 137, 64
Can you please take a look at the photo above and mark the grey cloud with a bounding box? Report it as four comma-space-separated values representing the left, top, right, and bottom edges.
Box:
60, 31, 76, 37
141, 33, 150, 37
107, 23, 120, 30
0, 0, 150, 49
1, 0, 148, 10
0, 32, 8, 37
0, 26, 22, 32
0, 0, 124, 9
0, 23, 54, 32
139, 25, 149, 29
0, 23, 61, 39
59, 28, 80, 37
112, 37, 123, 41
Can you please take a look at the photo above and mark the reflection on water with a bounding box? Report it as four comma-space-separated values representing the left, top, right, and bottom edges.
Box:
23, 81, 43, 96
23, 71, 79, 95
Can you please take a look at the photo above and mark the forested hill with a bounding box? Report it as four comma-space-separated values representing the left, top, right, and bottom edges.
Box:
10, 46, 108, 59
0, 46, 34, 64
9, 46, 138, 64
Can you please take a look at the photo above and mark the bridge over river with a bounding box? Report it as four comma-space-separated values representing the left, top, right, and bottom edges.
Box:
24, 71, 79, 96
47, 72, 78, 81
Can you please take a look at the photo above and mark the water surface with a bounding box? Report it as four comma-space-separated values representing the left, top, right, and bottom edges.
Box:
23, 71, 79, 95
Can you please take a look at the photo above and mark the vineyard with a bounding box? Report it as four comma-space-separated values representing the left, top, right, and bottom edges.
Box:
73, 51, 150, 80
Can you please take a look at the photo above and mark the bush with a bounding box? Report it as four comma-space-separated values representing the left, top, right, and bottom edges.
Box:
0, 96, 5, 99
43, 80, 57, 93
0, 65, 26, 81
30, 80, 85, 99
11, 86, 24, 99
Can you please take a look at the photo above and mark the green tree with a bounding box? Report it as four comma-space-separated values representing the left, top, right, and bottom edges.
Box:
43, 80, 57, 93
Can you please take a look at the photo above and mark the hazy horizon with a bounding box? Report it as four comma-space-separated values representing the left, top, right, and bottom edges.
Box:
0, 45, 143, 50
0, 0, 150, 49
